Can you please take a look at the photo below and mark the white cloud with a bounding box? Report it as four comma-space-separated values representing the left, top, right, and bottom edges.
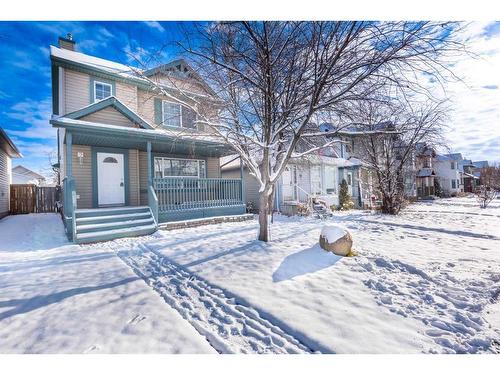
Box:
3, 97, 55, 140
143, 21, 165, 33
442, 22, 500, 162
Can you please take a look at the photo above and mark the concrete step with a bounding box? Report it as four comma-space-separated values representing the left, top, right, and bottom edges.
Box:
75, 223, 157, 244
76, 217, 155, 234
75, 206, 150, 218
75, 211, 152, 225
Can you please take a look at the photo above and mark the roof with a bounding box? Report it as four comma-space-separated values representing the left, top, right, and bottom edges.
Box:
417, 168, 435, 177
435, 153, 463, 162
0, 127, 22, 158
64, 96, 154, 129
473, 160, 489, 169
12, 165, 45, 180
50, 116, 233, 157
50, 46, 215, 100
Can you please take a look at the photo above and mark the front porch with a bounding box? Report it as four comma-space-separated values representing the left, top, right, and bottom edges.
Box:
53, 117, 246, 242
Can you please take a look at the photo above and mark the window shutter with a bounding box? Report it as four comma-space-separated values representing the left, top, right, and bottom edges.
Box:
182, 106, 197, 129
154, 98, 163, 126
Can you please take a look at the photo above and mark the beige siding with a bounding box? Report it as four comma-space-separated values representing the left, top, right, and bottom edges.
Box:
136, 89, 156, 126
128, 149, 140, 206
221, 167, 259, 207
139, 151, 149, 206
64, 70, 90, 114
116, 81, 138, 112
0, 149, 10, 217
72, 145, 93, 209
206, 157, 220, 178
80, 107, 136, 128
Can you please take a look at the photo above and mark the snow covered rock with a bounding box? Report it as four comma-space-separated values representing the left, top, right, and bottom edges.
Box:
319, 225, 353, 256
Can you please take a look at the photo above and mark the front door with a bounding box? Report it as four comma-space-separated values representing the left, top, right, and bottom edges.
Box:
97, 152, 125, 206
282, 166, 297, 201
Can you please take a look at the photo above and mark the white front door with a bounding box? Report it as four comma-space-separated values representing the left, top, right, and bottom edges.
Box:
97, 152, 125, 206
347, 172, 353, 195
282, 166, 297, 201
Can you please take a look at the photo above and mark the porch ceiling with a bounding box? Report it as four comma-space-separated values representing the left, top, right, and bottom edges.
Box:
51, 117, 234, 157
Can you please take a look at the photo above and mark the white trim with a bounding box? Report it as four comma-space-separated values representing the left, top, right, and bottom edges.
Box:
94, 80, 112, 102
154, 156, 206, 178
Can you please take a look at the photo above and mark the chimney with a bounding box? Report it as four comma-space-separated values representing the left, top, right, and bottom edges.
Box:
58, 33, 76, 51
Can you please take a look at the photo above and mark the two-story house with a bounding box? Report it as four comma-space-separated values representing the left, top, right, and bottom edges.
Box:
415, 143, 437, 198
433, 153, 463, 196
50, 35, 245, 243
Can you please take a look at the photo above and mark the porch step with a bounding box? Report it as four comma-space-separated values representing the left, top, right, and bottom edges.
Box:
73, 206, 157, 244
75, 224, 157, 244
75, 206, 151, 218
76, 211, 152, 225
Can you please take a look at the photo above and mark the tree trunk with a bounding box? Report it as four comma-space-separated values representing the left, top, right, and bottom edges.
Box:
258, 191, 270, 242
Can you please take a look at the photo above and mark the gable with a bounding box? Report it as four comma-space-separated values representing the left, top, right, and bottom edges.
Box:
80, 106, 137, 128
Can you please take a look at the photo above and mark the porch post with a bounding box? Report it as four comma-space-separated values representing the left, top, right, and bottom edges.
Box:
239, 156, 244, 206
66, 131, 72, 178
147, 141, 152, 185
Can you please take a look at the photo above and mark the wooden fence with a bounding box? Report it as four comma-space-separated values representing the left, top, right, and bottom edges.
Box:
10, 184, 59, 214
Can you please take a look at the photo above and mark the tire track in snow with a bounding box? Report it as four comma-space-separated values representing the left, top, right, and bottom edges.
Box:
117, 243, 314, 354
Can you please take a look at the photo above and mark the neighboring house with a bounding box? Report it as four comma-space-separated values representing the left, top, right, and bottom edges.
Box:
472, 160, 490, 186
12, 165, 46, 185
459, 159, 479, 193
433, 153, 463, 196
0, 128, 22, 219
221, 144, 373, 215
415, 143, 437, 198
50, 35, 245, 243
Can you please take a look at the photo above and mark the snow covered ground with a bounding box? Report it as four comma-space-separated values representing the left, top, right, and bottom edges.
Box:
1, 197, 498, 354
0, 214, 214, 353
114, 197, 500, 354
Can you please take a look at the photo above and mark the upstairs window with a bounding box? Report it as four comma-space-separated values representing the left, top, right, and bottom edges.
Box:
162, 100, 197, 129
451, 161, 455, 170
94, 81, 112, 101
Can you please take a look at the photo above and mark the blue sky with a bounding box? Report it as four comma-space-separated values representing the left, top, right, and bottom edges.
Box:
0, 21, 498, 180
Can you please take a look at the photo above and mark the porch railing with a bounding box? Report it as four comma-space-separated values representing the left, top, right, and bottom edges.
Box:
62, 176, 76, 240
153, 177, 243, 213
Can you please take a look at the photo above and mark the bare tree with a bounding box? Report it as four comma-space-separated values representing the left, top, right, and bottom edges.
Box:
135, 21, 463, 241
475, 165, 500, 208
347, 98, 448, 214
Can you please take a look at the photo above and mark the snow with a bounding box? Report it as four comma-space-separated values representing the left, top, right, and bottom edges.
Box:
320, 225, 347, 243
1, 197, 499, 354
0, 214, 214, 353
113, 197, 500, 354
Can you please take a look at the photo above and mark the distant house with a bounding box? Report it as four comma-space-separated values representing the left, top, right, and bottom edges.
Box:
12, 165, 47, 186
434, 153, 463, 196
459, 159, 480, 193
415, 143, 437, 198
0, 128, 22, 219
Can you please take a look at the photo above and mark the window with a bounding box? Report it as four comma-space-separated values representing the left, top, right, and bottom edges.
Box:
154, 157, 206, 178
347, 173, 352, 185
324, 166, 337, 194
451, 161, 455, 170
452, 180, 456, 189
94, 81, 112, 101
103, 157, 118, 163
162, 101, 197, 129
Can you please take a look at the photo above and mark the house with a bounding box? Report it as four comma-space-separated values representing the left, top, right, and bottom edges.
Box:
221, 143, 373, 215
0, 127, 22, 219
433, 153, 463, 196
415, 143, 437, 198
459, 159, 480, 193
50, 35, 245, 243
12, 165, 47, 186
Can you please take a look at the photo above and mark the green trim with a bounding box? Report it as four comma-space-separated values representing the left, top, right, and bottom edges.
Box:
52, 118, 232, 153
154, 98, 162, 126
65, 96, 154, 129
91, 146, 130, 208
51, 65, 59, 115
89, 76, 116, 104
